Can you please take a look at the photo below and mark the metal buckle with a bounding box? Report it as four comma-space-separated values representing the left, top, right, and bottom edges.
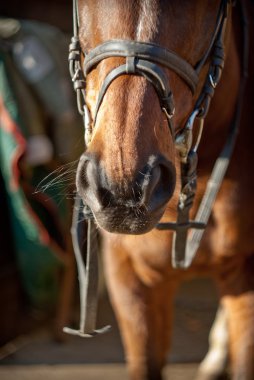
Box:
209, 74, 217, 89
175, 109, 198, 161
83, 104, 92, 146
175, 109, 204, 161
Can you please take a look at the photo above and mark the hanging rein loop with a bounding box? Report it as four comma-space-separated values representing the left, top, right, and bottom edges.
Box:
64, 0, 111, 338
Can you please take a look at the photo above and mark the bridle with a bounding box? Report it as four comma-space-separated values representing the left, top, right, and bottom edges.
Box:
70, 0, 229, 146
64, 0, 248, 338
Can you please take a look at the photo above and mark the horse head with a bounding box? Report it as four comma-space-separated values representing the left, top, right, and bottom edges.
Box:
75, 0, 225, 234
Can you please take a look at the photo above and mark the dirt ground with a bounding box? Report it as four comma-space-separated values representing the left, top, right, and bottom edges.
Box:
0, 277, 218, 380
0, 363, 199, 380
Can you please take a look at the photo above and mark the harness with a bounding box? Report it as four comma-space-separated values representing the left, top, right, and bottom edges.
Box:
64, 0, 248, 338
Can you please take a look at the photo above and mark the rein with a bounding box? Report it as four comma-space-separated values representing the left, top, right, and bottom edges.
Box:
64, 0, 248, 338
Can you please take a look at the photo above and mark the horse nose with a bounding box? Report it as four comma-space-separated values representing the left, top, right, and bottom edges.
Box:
76, 154, 176, 212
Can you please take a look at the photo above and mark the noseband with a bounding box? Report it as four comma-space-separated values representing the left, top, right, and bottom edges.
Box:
65, 0, 248, 338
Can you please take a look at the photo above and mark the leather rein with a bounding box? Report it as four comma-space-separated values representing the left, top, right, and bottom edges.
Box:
64, 0, 248, 338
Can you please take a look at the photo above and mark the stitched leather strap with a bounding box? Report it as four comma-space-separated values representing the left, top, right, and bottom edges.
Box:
84, 39, 199, 93
93, 58, 175, 135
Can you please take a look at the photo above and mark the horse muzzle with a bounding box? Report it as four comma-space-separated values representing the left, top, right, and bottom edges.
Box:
76, 153, 176, 234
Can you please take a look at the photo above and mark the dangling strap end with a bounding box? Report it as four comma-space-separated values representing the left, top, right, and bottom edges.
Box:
63, 325, 111, 338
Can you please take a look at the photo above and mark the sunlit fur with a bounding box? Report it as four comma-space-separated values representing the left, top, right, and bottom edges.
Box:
76, 1, 254, 379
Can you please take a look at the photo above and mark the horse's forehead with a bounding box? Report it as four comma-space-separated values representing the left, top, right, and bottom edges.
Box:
78, 0, 160, 43
78, 0, 220, 55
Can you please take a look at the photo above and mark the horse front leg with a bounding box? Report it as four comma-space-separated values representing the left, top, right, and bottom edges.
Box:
103, 238, 176, 380
196, 305, 229, 380
218, 256, 254, 380
222, 293, 254, 380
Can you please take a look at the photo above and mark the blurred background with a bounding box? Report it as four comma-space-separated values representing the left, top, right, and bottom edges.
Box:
0, 2, 219, 379
0, 0, 82, 345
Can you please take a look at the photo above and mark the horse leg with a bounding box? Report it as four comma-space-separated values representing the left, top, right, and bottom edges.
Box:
218, 257, 254, 380
196, 305, 229, 380
221, 293, 254, 380
103, 242, 176, 380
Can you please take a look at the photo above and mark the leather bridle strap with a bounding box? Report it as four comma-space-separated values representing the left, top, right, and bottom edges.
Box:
157, 0, 249, 268
84, 39, 199, 92
93, 58, 175, 135
82, 0, 228, 137
63, 196, 111, 337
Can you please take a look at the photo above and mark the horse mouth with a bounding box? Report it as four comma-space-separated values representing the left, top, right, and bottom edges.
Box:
76, 153, 176, 234
90, 205, 165, 234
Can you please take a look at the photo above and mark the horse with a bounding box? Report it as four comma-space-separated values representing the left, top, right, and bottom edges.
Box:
71, 0, 254, 379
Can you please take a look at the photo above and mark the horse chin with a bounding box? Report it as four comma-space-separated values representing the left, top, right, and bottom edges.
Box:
92, 207, 165, 235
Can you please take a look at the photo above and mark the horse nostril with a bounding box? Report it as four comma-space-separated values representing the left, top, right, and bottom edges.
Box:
76, 153, 175, 214
159, 162, 176, 199
139, 158, 176, 210
76, 153, 103, 212
76, 155, 93, 191
141, 165, 161, 206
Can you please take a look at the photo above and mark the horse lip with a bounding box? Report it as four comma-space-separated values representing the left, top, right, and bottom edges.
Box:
90, 203, 166, 235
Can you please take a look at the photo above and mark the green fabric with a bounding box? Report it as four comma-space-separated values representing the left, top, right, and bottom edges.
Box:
0, 51, 66, 309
